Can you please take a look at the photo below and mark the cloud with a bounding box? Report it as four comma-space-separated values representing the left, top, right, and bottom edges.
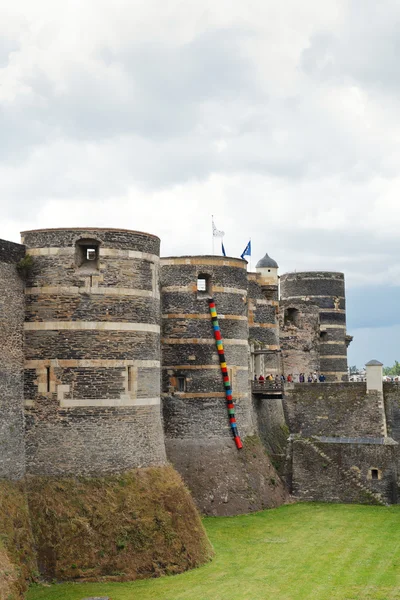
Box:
1, 0, 400, 363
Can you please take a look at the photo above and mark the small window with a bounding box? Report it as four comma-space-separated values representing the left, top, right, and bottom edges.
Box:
177, 376, 186, 392
127, 366, 134, 393
87, 248, 97, 261
320, 331, 328, 340
371, 469, 379, 480
46, 366, 51, 393
197, 273, 212, 298
75, 238, 100, 270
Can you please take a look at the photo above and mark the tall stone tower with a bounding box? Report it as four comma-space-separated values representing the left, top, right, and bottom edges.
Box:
280, 271, 348, 381
160, 255, 287, 515
0, 240, 26, 479
22, 228, 166, 475
248, 252, 280, 376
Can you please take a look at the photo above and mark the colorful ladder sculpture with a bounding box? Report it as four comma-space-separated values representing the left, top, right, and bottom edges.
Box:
208, 298, 243, 450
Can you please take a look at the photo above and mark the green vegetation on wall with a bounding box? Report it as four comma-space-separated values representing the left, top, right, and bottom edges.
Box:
0, 480, 37, 600
26, 466, 213, 582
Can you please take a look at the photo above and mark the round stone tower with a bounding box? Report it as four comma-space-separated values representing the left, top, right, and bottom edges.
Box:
280, 271, 348, 381
22, 228, 166, 475
160, 256, 288, 515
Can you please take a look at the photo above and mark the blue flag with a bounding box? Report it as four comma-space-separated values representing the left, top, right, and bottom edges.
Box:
241, 240, 251, 259
221, 241, 226, 257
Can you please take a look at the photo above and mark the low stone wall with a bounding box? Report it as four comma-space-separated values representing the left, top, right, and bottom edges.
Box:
292, 439, 397, 505
284, 383, 385, 438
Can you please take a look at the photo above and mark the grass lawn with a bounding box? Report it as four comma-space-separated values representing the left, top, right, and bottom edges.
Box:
27, 503, 400, 600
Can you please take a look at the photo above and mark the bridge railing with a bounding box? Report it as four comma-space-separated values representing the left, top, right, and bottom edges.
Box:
252, 381, 284, 394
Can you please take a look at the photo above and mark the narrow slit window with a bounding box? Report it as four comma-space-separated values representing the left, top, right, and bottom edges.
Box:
127, 366, 133, 392
177, 376, 186, 392
46, 367, 51, 393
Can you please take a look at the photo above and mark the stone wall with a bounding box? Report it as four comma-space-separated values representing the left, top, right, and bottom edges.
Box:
292, 439, 397, 505
22, 228, 166, 475
284, 383, 386, 438
0, 239, 26, 479
280, 272, 348, 381
252, 397, 288, 473
247, 273, 280, 376
279, 299, 320, 378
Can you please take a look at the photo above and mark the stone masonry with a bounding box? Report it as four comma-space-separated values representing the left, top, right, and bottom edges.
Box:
0, 240, 26, 479
22, 228, 166, 475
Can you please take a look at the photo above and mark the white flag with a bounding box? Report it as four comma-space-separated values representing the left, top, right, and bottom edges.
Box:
212, 219, 224, 238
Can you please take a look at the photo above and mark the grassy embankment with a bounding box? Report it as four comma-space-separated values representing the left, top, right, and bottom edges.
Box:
28, 503, 400, 600
0, 480, 37, 600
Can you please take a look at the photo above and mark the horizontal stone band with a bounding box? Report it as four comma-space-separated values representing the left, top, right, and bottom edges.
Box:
162, 313, 247, 321
162, 365, 248, 370
249, 323, 278, 329
27, 247, 159, 262
161, 285, 247, 296
282, 295, 345, 300
161, 338, 248, 345
161, 392, 248, 399
25, 286, 157, 298
320, 355, 348, 359
59, 397, 160, 407
25, 359, 160, 368
24, 321, 160, 333
161, 257, 245, 268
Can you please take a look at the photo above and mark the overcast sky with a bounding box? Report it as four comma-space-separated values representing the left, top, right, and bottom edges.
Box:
1, 0, 399, 367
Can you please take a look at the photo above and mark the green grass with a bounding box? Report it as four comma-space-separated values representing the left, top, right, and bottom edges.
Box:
28, 503, 400, 600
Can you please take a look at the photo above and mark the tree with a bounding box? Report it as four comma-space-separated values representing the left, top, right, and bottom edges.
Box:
349, 365, 359, 375
383, 361, 400, 376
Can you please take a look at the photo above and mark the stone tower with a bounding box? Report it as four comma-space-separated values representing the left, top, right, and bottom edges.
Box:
22, 228, 166, 475
0, 240, 26, 479
160, 255, 287, 515
248, 251, 280, 376
280, 271, 348, 381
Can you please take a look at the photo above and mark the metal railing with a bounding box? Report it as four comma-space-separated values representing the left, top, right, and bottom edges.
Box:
252, 381, 284, 393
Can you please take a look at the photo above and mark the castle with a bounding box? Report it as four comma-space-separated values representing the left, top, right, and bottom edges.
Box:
1, 227, 400, 586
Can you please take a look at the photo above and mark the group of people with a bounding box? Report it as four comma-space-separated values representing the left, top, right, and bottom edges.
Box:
255, 373, 282, 387
254, 372, 326, 384
287, 372, 326, 383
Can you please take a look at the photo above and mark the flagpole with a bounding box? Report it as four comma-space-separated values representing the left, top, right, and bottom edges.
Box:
250, 238, 252, 271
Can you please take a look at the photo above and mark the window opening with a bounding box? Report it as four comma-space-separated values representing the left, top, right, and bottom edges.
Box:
371, 469, 379, 480
75, 238, 100, 270
127, 366, 134, 392
177, 376, 186, 392
197, 273, 212, 298
46, 367, 51, 393
87, 248, 97, 261
320, 331, 328, 340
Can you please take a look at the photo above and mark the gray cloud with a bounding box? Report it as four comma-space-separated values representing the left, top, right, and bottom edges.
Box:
2, 0, 400, 365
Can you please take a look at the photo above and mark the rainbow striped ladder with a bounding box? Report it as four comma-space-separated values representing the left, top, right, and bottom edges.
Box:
208, 298, 243, 450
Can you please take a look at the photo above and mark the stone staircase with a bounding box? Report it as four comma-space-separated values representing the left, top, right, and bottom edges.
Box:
296, 437, 387, 506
